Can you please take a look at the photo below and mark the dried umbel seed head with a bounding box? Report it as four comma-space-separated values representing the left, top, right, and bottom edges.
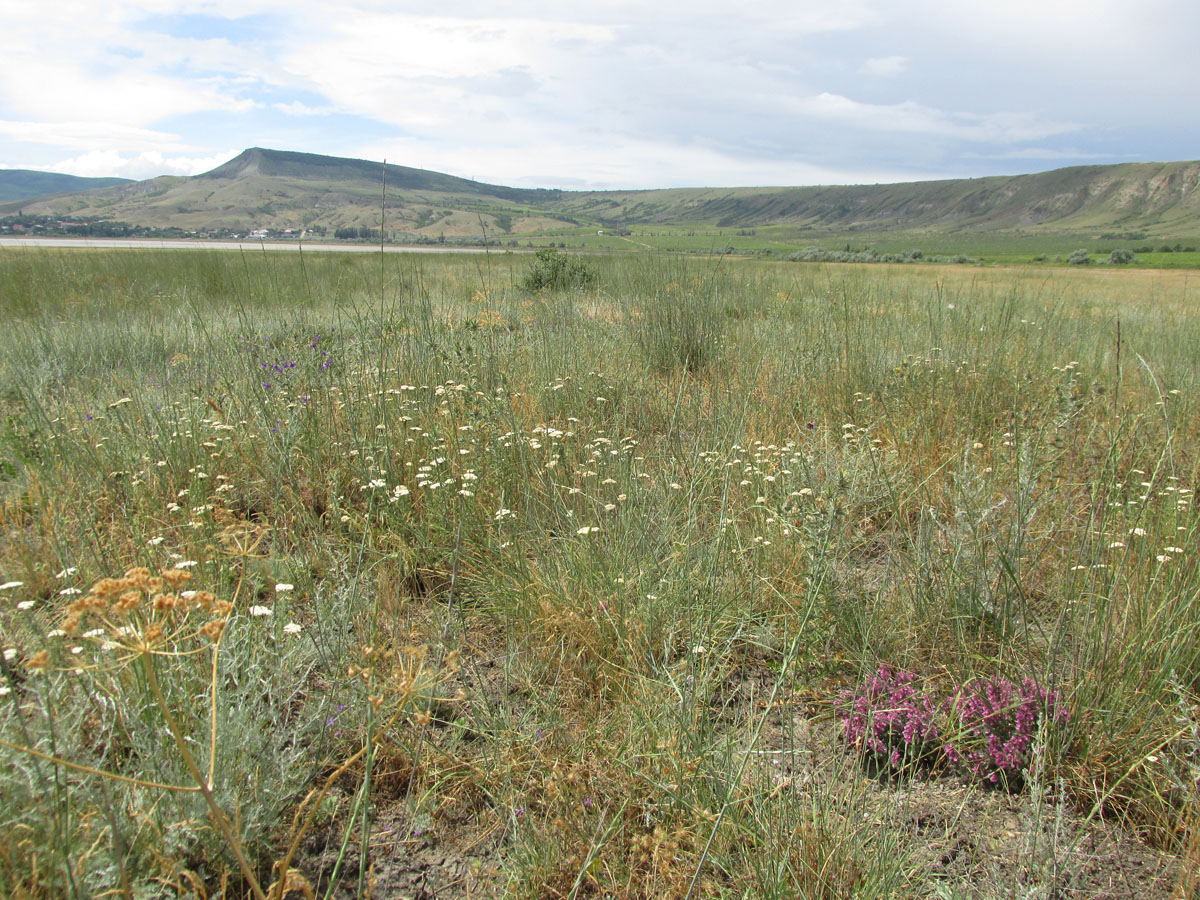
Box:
152, 593, 182, 612
140, 624, 165, 647
113, 591, 141, 613
26, 650, 50, 670
191, 590, 218, 611
90, 577, 124, 599
82, 594, 108, 614
199, 619, 226, 641
161, 568, 193, 589
124, 568, 152, 590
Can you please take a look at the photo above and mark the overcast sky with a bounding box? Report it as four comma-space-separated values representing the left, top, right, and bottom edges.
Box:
2, 1, 1198, 189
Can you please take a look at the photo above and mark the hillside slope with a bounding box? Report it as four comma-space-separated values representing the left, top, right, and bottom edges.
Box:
0, 170, 132, 204
7, 148, 1200, 238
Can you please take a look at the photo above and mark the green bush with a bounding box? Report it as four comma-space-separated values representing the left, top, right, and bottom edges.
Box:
519, 248, 598, 291
1109, 248, 1135, 265
1067, 249, 1092, 265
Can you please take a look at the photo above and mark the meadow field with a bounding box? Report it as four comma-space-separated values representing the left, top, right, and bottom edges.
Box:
1, 247, 1198, 898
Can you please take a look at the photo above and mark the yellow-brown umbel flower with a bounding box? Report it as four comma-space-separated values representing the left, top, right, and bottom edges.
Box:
141, 624, 164, 647
113, 591, 141, 613
152, 593, 182, 612
26, 650, 49, 670
90, 578, 123, 599
161, 568, 192, 589
191, 590, 217, 611
199, 619, 226, 641
211, 599, 233, 616
82, 594, 108, 614
61, 614, 82, 636
145, 577, 164, 594
124, 568, 151, 591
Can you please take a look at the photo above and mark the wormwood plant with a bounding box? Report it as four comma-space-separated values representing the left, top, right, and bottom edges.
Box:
1, 559, 463, 899
519, 248, 597, 291
3, 565, 270, 895
0, 558, 329, 899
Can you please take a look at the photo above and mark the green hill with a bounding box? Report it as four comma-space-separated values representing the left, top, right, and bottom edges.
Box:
0, 169, 132, 204
7, 148, 1200, 242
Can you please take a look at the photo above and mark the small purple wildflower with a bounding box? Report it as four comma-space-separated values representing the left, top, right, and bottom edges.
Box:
945, 675, 1068, 787
841, 666, 939, 777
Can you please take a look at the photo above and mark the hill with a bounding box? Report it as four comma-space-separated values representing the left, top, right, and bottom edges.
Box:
6, 148, 1200, 241
0, 169, 132, 204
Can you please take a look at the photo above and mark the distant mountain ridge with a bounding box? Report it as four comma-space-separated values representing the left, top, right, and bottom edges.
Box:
6, 147, 1200, 239
201, 148, 562, 204
0, 169, 132, 204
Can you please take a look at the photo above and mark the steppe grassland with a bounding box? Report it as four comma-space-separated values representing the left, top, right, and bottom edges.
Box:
0, 247, 1198, 898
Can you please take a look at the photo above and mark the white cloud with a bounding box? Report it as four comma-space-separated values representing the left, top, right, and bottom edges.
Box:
273, 101, 340, 117
859, 56, 908, 77
0, 1, 1196, 184
353, 134, 914, 190
49, 149, 239, 179
0, 120, 193, 152
790, 93, 1079, 144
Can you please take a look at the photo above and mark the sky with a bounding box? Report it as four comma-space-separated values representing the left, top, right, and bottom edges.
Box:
2, 0, 1198, 190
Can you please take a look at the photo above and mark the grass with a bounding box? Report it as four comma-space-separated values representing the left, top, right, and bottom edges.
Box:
0, 247, 1198, 898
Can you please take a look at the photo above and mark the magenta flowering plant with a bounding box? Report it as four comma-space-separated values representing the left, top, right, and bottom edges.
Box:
944, 675, 1069, 788
841, 666, 941, 777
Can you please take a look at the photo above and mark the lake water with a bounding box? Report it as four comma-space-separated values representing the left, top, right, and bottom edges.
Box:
0, 237, 512, 254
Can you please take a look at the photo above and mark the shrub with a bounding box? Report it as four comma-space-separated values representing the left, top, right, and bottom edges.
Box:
1109, 248, 1135, 265
841, 666, 940, 778
520, 248, 597, 291
945, 675, 1068, 788
1067, 249, 1092, 265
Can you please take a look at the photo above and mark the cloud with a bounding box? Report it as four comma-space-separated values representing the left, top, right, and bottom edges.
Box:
49, 149, 239, 179
961, 147, 1118, 161
790, 93, 1080, 144
352, 134, 915, 190
0, 120, 193, 152
272, 101, 340, 117
0, 1, 1196, 185
859, 56, 908, 77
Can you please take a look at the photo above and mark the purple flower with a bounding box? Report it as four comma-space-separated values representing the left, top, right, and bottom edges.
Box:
841, 666, 939, 776
946, 675, 1068, 786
